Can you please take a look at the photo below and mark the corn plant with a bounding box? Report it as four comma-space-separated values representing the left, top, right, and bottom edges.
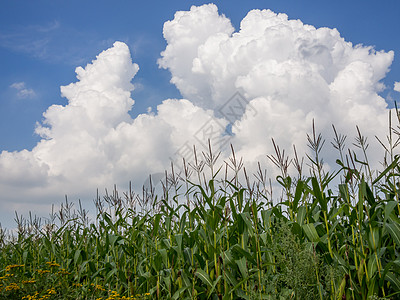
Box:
1, 118, 400, 299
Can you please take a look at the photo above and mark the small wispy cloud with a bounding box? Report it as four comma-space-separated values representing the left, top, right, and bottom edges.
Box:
394, 81, 400, 92
10, 82, 36, 99
30, 20, 60, 33
0, 21, 58, 60
0, 20, 107, 66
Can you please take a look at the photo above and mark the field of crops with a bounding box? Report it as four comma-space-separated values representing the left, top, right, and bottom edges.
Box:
1, 122, 400, 299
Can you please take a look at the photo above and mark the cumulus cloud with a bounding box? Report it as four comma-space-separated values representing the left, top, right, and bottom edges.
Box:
10, 82, 36, 99
159, 4, 393, 168
0, 4, 397, 228
0, 41, 226, 223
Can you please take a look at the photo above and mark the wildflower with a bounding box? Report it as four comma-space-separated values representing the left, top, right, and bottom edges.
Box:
22, 279, 36, 284
22, 292, 39, 300
106, 290, 121, 300
46, 261, 60, 268
5, 282, 19, 291
37, 269, 50, 275
95, 284, 106, 291
57, 268, 71, 275
5, 264, 24, 272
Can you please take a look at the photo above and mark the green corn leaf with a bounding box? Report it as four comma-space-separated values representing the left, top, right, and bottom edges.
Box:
230, 244, 257, 265
237, 188, 246, 212
153, 213, 162, 236
338, 183, 350, 202
393, 259, 400, 268
302, 223, 320, 242
109, 234, 121, 247
181, 269, 192, 288
183, 247, 192, 266
293, 179, 304, 211
74, 249, 81, 265
311, 177, 327, 211
332, 249, 347, 266
337, 275, 346, 300
259, 232, 268, 245
158, 248, 168, 267
195, 253, 206, 269
78, 260, 90, 278
261, 209, 273, 231
195, 268, 213, 288
223, 275, 252, 300
222, 250, 235, 266
386, 220, 400, 245
367, 278, 377, 299
207, 275, 223, 299
385, 272, 400, 291
224, 271, 239, 287
368, 226, 381, 251
239, 212, 254, 234
297, 206, 306, 225
172, 287, 188, 300
236, 257, 248, 278
367, 254, 379, 279
175, 233, 183, 255
162, 238, 171, 249
372, 155, 400, 185
384, 201, 397, 223
105, 268, 118, 283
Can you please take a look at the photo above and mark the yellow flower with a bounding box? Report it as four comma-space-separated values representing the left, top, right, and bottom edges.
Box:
95, 284, 106, 291
22, 291, 39, 300
37, 269, 50, 275
5, 264, 24, 272
5, 282, 19, 291
57, 268, 71, 275
22, 279, 36, 284
46, 261, 60, 267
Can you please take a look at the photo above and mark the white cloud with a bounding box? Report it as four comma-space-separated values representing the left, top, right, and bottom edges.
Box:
158, 4, 235, 108
159, 4, 393, 168
395, 81, 400, 92
0, 4, 397, 228
0, 41, 226, 224
10, 81, 36, 99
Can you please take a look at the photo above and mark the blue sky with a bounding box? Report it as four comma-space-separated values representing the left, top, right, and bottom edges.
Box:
1, 0, 400, 229
1, 0, 399, 152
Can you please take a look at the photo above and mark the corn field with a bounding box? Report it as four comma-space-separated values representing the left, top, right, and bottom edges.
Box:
1, 120, 400, 299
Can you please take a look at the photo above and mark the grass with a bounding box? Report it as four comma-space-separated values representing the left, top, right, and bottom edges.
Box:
1, 116, 400, 299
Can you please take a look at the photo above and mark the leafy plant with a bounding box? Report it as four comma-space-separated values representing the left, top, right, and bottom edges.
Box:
1, 118, 400, 299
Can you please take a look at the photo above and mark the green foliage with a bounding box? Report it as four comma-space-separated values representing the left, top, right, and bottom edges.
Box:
1, 123, 400, 299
